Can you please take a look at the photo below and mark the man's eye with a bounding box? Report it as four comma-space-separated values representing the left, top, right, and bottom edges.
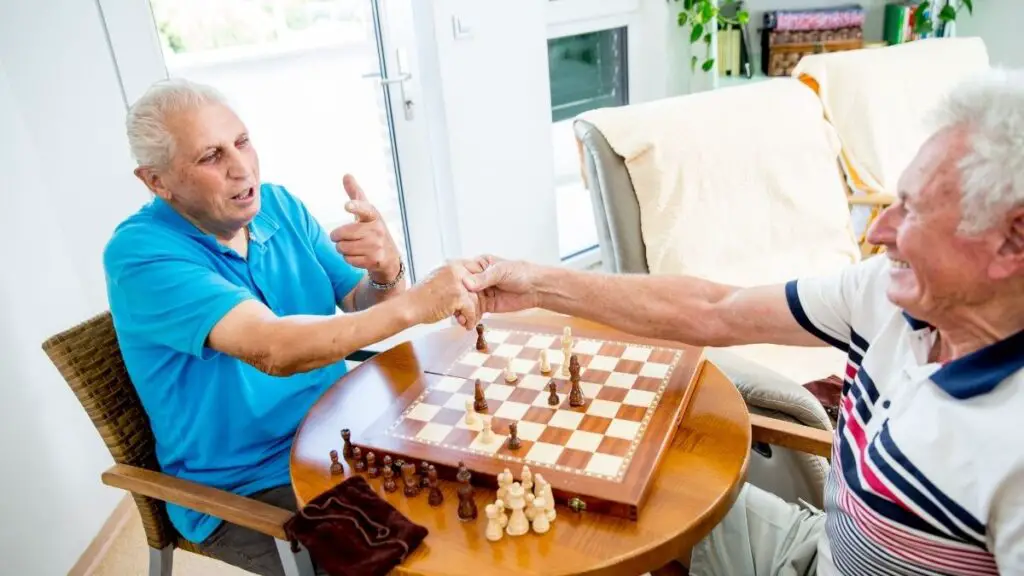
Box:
200, 152, 218, 163
237, 136, 249, 147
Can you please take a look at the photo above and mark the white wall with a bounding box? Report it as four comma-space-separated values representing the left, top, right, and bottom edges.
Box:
0, 1, 146, 573
957, 0, 1024, 68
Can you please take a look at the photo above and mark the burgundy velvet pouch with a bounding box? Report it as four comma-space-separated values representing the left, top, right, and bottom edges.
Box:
283, 475, 428, 576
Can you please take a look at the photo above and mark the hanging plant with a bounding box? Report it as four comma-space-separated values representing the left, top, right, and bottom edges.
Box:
911, 0, 974, 35
669, 0, 750, 72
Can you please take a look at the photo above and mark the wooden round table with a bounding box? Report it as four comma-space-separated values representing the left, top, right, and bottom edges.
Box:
291, 313, 751, 576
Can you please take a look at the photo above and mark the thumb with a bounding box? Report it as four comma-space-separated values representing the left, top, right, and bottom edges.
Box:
343, 174, 367, 202
464, 265, 500, 292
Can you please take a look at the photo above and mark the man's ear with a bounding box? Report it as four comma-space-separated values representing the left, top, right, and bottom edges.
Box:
134, 166, 171, 200
991, 207, 1024, 279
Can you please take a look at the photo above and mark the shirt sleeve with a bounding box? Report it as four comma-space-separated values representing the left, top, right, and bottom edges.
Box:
105, 234, 253, 359
990, 469, 1024, 574
784, 255, 889, 352
285, 187, 366, 305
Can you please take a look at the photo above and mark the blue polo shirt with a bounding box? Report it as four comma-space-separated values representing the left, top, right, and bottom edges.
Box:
103, 183, 364, 543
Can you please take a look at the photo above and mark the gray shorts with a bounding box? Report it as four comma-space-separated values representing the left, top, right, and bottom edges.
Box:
689, 483, 825, 576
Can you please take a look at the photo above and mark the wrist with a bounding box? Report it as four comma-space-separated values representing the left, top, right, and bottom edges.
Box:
527, 263, 556, 309
369, 258, 404, 289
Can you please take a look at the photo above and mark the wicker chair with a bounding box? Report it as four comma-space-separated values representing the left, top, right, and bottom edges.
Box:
41, 311, 315, 576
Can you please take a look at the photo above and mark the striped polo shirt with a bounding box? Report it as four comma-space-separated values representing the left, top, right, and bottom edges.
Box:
785, 254, 1024, 575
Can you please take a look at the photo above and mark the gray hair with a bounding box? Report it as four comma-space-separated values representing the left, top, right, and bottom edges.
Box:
932, 67, 1024, 235
126, 78, 228, 168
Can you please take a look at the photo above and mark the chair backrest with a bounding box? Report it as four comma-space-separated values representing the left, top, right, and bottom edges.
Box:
41, 311, 176, 549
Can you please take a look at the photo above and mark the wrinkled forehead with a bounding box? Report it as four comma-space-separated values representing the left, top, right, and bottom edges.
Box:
166, 102, 247, 159
897, 126, 968, 205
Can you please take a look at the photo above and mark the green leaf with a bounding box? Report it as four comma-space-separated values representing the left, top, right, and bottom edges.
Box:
684, 0, 695, 10
703, 31, 713, 45
690, 22, 704, 43
702, 58, 715, 72
690, 55, 698, 72
737, 11, 750, 25
963, 0, 973, 14
701, 2, 718, 23
677, 10, 689, 26
939, 4, 957, 22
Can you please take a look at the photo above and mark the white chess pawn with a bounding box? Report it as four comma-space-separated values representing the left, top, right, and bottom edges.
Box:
485, 504, 504, 541
541, 483, 556, 522
494, 499, 508, 528
480, 415, 494, 444
524, 493, 537, 521
521, 465, 533, 495
497, 468, 512, 502
531, 497, 551, 534
505, 483, 530, 536
464, 399, 478, 426
539, 349, 551, 374
504, 358, 518, 383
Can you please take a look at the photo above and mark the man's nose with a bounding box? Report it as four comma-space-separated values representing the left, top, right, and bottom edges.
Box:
865, 203, 898, 246
225, 148, 253, 180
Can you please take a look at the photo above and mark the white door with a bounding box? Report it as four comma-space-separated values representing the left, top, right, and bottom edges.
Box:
99, 0, 444, 281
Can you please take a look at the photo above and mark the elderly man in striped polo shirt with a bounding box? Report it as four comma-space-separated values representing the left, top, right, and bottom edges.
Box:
463, 68, 1024, 575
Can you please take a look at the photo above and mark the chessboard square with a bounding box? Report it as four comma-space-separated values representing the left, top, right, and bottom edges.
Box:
580, 381, 603, 399
494, 401, 531, 421
510, 358, 536, 375
598, 342, 626, 357
614, 359, 645, 375
566, 430, 604, 452
623, 389, 657, 407
586, 398, 621, 419
416, 422, 454, 443
596, 436, 632, 457
578, 414, 613, 434
648, 349, 677, 364
471, 367, 502, 383
532, 391, 563, 409
508, 386, 541, 404
519, 374, 550, 390
640, 363, 670, 378
459, 352, 489, 367
537, 425, 574, 445
390, 417, 428, 438
633, 376, 664, 392
515, 420, 546, 441
504, 332, 531, 345
406, 403, 442, 422
606, 419, 641, 440
574, 340, 602, 355
454, 416, 483, 431
484, 383, 515, 401
581, 370, 611, 385
622, 346, 652, 362
498, 438, 535, 458
443, 392, 473, 411
587, 355, 620, 372
493, 344, 524, 358
525, 442, 564, 465
448, 364, 477, 379
586, 453, 625, 477
483, 355, 507, 369
431, 407, 465, 426
605, 372, 639, 389
526, 335, 556, 349
596, 386, 628, 403
548, 410, 585, 430
556, 448, 594, 470
422, 389, 454, 407
486, 330, 511, 344
468, 433, 506, 454
522, 406, 556, 424
433, 376, 467, 393
443, 427, 479, 446
616, 405, 648, 422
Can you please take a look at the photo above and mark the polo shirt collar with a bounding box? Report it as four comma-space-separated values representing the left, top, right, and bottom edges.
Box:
150, 194, 279, 247
903, 311, 933, 331
930, 328, 1024, 400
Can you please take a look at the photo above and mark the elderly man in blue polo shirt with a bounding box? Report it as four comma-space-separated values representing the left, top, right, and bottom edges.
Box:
104, 78, 482, 575
465, 68, 1024, 575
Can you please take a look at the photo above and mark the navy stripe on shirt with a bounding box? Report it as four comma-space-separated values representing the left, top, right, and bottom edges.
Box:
784, 280, 850, 351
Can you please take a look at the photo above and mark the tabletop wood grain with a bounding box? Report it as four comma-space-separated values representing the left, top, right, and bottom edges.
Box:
291, 313, 751, 576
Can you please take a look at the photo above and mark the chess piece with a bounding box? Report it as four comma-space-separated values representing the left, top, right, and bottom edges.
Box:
475, 323, 487, 351
420, 461, 431, 488
456, 462, 478, 521
540, 482, 556, 522
366, 451, 379, 478
497, 468, 512, 502
464, 399, 478, 426
382, 465, 398, 493
340, 429, 354, 459
524, 493, 537, 521
402, 462, 420, 497
392, 458, 405, 477
329, 450, 342, 475
539, 349, 551, 374
473, 379, 488, 412
352, 447, 365, 472
495, 499, 509, 528
507, 422, 521, 450
547, 380, 559, 405
479, 415, 494, 444
485, 503, 503, 541
561, 327, 573, 377
531, 498, 551, 534
505, 483, 529, 536
504, 358, 518, 383
521, 465, 533, 495
569, 354, 581, 383
382, 455, 394, 476
568, 358, 585, 408
427, 465, 444, 507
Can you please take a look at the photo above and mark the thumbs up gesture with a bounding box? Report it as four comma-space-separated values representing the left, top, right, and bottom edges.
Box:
329, 174, 402, 283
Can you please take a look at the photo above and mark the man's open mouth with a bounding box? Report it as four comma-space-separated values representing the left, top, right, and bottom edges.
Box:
232, 187, 255, 201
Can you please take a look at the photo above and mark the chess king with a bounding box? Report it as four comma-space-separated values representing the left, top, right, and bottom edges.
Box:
104, 78, 487, 576
464, 69, 1024, 575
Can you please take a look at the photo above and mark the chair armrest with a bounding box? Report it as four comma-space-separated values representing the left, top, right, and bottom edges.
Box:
750, 414, 834, 459
848, 193, 896, 206
101, 464, 292, 540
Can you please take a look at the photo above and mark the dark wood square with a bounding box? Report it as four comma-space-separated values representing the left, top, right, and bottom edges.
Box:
582, 369, 611, 385
522, 406, 555, 425
390, 417, 427, 437
422, 389, 454, 407
518, 346, 542, 361
508, 387, 541, 404
648, 349, 677, 364
596, 386, 628, 403
443, 427, 480, 448
596, 436, 632, 457
498, 438, 534, 458
491, 416, 518, 437
431, 407, 464, 426
556, 448, 594, 470
504, 332, 531, 345
616, 405, 647, 422
578, 414, 613, 434
614, 359, 644, 375
449, 364, 477, 379
633, 376, 664, 392
599, 342, 626, 357
538, 426, 574, 445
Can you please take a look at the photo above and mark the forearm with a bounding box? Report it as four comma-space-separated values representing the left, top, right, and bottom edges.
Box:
351, 270, 408, 311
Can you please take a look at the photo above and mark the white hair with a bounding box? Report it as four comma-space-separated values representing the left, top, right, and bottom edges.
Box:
932, 67, 1024, 235
125, 77, 229, 168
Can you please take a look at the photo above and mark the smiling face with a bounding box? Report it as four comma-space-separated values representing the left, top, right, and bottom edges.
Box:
135, 102, 260, 239
866, 126, 1022, 323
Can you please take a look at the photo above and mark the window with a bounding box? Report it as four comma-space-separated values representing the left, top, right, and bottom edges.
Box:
548, 27, 628, 260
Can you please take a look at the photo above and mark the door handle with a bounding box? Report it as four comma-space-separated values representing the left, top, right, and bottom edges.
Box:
361, 71, 412, 85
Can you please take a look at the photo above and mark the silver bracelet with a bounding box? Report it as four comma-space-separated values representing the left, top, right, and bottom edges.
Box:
369, 260, 405, 291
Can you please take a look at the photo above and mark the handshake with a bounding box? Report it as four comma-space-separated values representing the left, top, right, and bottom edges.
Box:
402, 256, 539, 329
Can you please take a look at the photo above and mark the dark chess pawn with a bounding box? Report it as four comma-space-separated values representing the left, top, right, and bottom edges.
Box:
475, 323, 487, 351
456, 461, 477, 521
382, 466, 398, 493
507, 422, 521, 450
329, 450, 343, 476
420, 461, 431, 488
427, 465, 444, 507
352, 447, 365, 472
473, 379, 488, 412
341, 429, 354, 459
382, 455, 394, 475
366, 451, 379, 478
392, 458, 406, 478
547, 380, 560, 406
402, 463, 420, 497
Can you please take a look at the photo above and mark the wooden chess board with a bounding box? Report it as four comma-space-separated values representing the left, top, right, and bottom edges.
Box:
350, 318, 703, 520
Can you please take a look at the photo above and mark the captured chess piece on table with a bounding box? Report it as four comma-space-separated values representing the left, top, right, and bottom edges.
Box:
366, 451, 379, 478
329, 450, 342, 476
382, 464, 398, 493
341, 428, 354, 459
456, 462, 478, 521
402, 462, 420, 497
427, 465, 444, 507
352, 447, 365, 472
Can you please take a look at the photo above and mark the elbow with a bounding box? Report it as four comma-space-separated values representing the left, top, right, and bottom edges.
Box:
249, 336, 303, 377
